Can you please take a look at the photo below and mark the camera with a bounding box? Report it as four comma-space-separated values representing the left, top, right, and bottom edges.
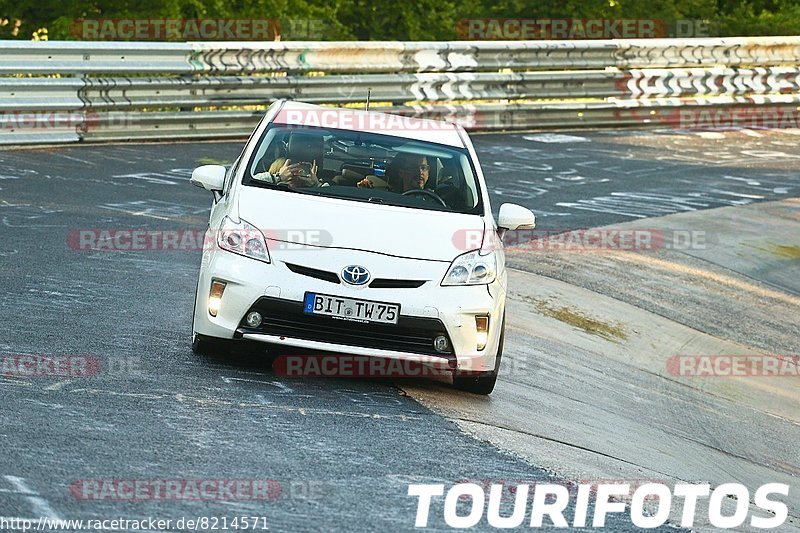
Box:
297, 161, 313, 177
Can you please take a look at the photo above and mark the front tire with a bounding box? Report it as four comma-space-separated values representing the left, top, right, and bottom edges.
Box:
452, 315, 505, 395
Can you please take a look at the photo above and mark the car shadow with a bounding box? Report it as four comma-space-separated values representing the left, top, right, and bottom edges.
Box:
193, 341, 466, 394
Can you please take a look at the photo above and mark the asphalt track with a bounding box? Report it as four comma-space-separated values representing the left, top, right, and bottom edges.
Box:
1, 129, 799, 531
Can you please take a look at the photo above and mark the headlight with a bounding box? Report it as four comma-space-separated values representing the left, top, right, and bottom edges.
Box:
217, 216, 270, 263
441, 250, 496, 286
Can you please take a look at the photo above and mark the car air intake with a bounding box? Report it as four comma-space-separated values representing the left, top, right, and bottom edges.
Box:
284, 263, 340, 284
369, 279, 427, 289
239, 297, 455, 357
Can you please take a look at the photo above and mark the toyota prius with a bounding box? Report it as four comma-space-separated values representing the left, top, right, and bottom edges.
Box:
189, 101, 535, 394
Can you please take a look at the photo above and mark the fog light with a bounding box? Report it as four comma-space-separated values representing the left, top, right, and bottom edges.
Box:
433, 335, 449, 353
208, 280, 226, 317
245, 311, 262, 328
475, 316, 489, 351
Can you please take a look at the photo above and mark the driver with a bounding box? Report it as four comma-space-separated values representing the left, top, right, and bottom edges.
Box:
357, 153, 429, 192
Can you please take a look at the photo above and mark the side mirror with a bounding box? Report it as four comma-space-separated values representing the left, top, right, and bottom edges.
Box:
190, 165, 226, 192
498, 203, 535, 231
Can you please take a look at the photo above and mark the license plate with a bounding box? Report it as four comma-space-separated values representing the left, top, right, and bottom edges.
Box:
303, 292, 400, 324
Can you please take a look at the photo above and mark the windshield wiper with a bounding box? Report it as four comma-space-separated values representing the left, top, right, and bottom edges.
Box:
247, 179, 312, 194
315, 192, 374, 203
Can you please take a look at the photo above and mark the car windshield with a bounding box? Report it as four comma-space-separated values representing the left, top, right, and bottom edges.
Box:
243, 124, 483, 214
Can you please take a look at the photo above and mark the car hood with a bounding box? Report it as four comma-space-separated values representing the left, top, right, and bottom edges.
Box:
237, 188, 485, 262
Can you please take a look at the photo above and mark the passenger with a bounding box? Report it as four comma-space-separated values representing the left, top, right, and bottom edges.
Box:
254, 157, 323, 188
253, 132, 326, 187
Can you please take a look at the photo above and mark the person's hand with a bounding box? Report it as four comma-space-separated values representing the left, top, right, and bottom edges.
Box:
356, 178, 373, 188
277, 159, 301, 181
276, 159, 320, 187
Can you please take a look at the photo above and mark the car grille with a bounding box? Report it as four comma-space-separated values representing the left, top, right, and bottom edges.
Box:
369, 278, 427, 289
284, 262, 340, 284
237, 297, 454, 357
284, 262, 428, 289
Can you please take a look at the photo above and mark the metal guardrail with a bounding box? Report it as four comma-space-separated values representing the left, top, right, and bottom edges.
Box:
1, 37, 800, 145
5, 68, 798, 112
3, 37, 800, 74
0, 72, 622, 111
0, 41, 193, 75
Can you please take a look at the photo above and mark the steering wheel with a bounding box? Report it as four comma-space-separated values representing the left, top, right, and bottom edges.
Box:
402, 188, 447, 207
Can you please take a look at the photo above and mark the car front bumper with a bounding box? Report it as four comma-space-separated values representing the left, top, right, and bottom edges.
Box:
193, 245, 506, 373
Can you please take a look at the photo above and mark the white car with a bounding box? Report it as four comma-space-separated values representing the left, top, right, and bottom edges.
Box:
189, 101, 535, 394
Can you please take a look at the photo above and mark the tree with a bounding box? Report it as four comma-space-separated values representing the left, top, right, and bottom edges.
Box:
2, 0, 800, 40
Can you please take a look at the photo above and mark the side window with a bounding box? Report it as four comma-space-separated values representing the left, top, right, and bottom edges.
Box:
224, 156, 241, 195
247, 128, 282, 178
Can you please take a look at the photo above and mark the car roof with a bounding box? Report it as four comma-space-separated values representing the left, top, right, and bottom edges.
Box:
271, 101, 466, 148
